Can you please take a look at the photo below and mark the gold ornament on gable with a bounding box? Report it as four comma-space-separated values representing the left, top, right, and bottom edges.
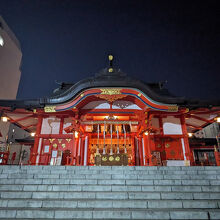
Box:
66, 139, 72, 143
44, 106, 56, 112
95, 89, 127, 103
167, 105, 178, 112
101, 88, 121, 95
49, 138, 55, 144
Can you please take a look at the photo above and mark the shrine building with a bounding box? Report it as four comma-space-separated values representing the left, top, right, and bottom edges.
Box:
0, 55, 220, 166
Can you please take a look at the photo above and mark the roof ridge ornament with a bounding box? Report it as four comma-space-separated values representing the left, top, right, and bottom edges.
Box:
95, 54, 127, 78
108, 54, 114, 73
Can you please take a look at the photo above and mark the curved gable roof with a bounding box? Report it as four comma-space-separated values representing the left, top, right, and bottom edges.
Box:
0, 60, 219, 110
47, 67, 184, 105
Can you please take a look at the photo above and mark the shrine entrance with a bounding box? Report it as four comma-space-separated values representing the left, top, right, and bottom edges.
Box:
87, 123, 135, 166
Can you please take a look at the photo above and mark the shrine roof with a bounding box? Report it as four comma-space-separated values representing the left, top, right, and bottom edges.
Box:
0, 56, 220, 110
48, 67, 183, 104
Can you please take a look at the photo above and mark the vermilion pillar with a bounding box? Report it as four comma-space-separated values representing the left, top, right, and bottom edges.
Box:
83, 135, 88, 166
135, 137, 140, 166
73, 134, 79, 166
180, 115, 191, 164
59, 117, 64, 134
145, 134, 153, 166
80, 137, 85, 166
214, 147, 220, 166
76, 137, 81, 166
138, 136, 144, 166
142, 136, 146, 166
30, 116, 43, 165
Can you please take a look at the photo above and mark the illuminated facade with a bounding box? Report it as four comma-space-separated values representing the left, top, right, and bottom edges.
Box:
0, 56, 220, 166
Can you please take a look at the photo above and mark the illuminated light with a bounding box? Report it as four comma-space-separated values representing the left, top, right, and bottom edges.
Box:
1, 117, 8, 122
108, 68, 113, 72
188, 133, 193, 137
108, 55, 113, 61
0, 35, 4, 46
216, 117, 220, 123
144, 131, 149, 136
12, 129, 15, 133
113, 116, 118, 119
74, 131, 79, 138
104, 116, 109, 119
31, 132, 36, 137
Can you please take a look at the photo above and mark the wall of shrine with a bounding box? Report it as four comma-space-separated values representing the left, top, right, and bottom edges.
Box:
34, 116, 76, 165
41, 117, 61, 134
149, 116, 187, 166
162, 116, 182, 135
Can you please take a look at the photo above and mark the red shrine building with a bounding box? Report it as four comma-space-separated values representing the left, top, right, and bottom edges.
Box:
0, 55, 220, 166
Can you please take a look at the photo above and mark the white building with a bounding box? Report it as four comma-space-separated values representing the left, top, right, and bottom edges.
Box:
0, 16, 22, 153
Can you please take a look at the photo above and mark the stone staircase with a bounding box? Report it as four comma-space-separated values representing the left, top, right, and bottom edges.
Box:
0, 166, 220, 219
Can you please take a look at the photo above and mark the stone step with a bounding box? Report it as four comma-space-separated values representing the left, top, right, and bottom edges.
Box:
0, 208, 220, 219
0, 198, 219, 209
1, 191, 220, 200
1, 173, 220, 180
1, 167, 220, 173
1, 184, 220, 192
1, 172, 220, 179
1, 165, 220, 172
0, 178, 220, 186
2, 168, 220, 175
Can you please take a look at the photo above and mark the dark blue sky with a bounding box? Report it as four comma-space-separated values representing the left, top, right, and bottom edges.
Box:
1, 0, 220, 100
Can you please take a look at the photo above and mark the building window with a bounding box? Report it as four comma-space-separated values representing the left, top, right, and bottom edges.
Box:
0, 34, 4, 46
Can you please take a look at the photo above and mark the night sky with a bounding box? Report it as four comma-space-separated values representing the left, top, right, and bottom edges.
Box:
1, 0, 220, 100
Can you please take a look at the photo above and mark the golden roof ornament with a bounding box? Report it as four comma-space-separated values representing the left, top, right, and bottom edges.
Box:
108, 54, 114, 73
108, 54, 113, 61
